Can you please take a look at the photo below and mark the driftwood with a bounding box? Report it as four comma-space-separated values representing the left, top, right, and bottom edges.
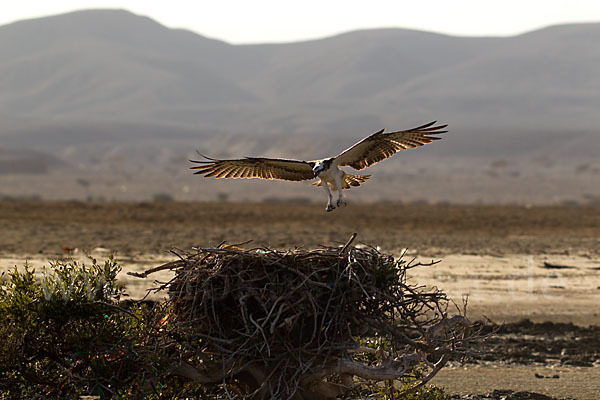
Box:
134, 237, 478, 399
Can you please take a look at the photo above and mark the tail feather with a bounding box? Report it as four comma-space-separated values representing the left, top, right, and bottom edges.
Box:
343, 174, 371, 188
312, 173, 371, 189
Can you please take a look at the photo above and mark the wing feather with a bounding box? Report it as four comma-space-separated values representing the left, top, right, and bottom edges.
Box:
190, 155, 314, 182
333, 121, 447, 170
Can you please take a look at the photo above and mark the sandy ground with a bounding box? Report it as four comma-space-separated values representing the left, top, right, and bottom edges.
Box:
409, 253, 600, 325
435, 365, 600, 399
1, 201, 599, 398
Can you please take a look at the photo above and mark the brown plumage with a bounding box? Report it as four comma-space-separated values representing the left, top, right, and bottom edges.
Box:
334, 121, 447, 170
190, 156, 314, 182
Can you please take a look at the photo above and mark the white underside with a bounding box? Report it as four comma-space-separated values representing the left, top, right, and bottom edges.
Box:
316, 165, 346, 211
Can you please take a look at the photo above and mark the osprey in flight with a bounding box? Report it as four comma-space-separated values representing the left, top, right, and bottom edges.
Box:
190, 121, 447, 211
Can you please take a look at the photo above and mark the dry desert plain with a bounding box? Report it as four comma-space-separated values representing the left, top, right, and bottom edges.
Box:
1, 201, 599, 399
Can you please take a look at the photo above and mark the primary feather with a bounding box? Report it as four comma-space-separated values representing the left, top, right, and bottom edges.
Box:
334, 121, 447, 170
189, 156, 314, 182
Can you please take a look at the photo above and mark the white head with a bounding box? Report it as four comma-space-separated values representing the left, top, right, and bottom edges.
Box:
310, 159, 333, 177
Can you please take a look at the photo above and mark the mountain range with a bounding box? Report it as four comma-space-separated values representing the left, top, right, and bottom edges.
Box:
0, 9, 598, 204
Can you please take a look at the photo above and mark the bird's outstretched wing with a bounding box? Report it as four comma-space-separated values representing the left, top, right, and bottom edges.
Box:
190, 155, 314, 182
333, 121, 447, 171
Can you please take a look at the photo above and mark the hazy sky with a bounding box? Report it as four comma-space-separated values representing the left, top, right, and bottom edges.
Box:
2, 0, 600, 43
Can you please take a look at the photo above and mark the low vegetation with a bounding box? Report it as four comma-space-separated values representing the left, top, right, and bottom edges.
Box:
0, 257, 167, 398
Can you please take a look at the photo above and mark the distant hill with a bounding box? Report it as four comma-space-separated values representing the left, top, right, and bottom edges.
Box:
0, 9, 598, 203
0, 148, 67, 174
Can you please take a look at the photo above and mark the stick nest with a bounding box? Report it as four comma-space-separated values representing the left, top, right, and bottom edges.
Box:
139, 237, 476, 399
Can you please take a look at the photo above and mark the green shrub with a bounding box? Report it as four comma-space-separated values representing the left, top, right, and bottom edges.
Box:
0, 257, 166, 399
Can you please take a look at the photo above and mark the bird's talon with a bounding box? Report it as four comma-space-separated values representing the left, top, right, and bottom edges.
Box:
326, 204, 336, 212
